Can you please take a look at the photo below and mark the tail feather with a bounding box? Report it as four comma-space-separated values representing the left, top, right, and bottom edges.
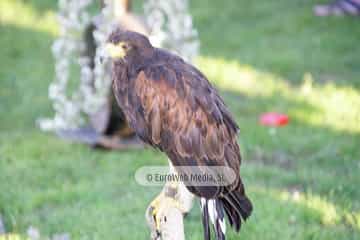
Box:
213, 200, 226, 240
220, 185, 253, 232
222, 197, 241, 231
227, 191, 252, 220
200, 198, 211, 240
200, 198, 226, 240
200, 184, 252, 239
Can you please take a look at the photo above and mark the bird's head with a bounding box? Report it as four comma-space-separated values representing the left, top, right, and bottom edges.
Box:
106, 29, 153, 62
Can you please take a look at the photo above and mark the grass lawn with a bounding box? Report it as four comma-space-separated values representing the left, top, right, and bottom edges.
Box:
1, 0, 360, 239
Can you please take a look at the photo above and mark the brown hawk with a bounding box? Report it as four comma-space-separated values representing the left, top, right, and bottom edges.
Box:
106, 30, 252, 240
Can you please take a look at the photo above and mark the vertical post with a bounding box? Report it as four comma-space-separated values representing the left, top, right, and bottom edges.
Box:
146, 161, 194, 240
100, 0, 131, 12
100, 0, 105, 8
159, 208, 185, 240
120, 0, 131, 12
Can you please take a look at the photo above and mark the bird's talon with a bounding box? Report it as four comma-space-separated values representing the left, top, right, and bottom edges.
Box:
149, 195, 185, 234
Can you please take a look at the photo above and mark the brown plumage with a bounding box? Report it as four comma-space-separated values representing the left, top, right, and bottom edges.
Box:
107, 30, 252, 238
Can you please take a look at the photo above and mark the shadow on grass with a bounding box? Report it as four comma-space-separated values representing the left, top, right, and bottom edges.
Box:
1, 134, 359, 239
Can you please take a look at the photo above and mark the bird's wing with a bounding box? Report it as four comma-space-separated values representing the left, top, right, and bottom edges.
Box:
131, 62, 242, 198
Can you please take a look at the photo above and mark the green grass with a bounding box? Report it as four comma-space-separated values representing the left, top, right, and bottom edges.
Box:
1, 0, 360, 239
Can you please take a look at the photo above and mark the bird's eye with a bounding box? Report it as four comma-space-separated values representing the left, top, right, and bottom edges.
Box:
122, 44, 129, 50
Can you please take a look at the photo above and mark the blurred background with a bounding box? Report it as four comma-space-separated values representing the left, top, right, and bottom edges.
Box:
0, 0, 359, 239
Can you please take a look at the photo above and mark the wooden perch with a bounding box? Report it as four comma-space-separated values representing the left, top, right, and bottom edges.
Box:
146, 162, 194, 240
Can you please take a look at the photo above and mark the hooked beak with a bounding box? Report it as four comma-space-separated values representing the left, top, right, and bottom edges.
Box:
105, 42, 126, 60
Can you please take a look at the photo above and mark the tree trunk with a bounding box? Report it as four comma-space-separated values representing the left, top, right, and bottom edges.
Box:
100, 0, 131, 12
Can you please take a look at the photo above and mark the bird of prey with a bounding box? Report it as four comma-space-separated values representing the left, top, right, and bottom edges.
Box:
106, 29, 253, 240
